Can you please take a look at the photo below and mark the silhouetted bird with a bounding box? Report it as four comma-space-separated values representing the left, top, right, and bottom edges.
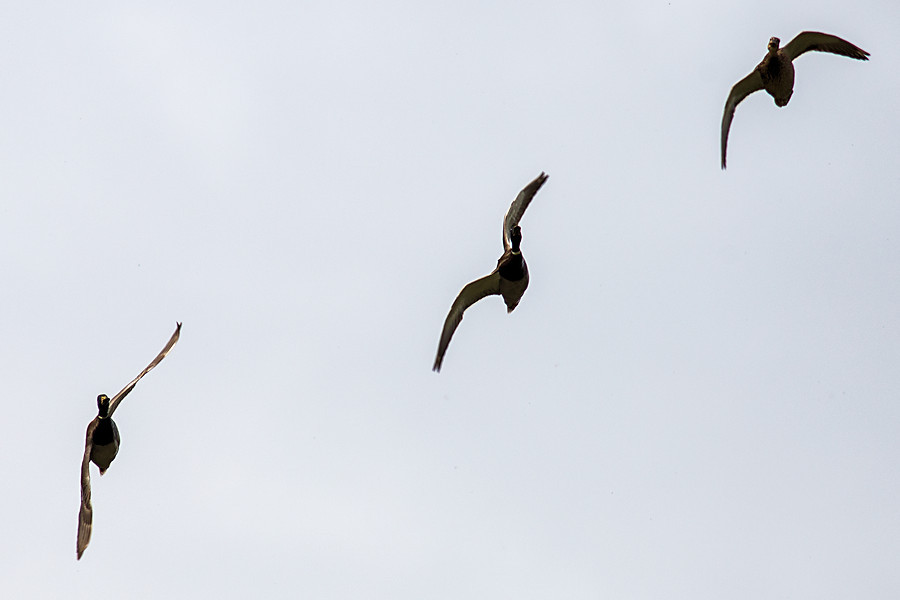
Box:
721, 32, 869, 169
77, 322, 181, 559
433, 173, 548, 372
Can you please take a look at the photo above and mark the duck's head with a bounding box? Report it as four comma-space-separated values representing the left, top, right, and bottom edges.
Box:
510, 225, 523, 252
768, 37, 781, 53
97, 394, 111, 418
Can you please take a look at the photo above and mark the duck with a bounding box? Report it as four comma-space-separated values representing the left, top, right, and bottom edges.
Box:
720, 31, 869, 169
433, 172, 548, 372
77, 322, 182, 560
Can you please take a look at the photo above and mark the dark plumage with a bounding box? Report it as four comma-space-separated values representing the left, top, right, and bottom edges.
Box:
77, 322, 181, 560
721, 32, 869, 169
433, 173, 547, 372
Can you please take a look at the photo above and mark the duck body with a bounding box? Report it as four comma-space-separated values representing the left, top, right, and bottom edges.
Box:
758, 40, 795, 107
497, 244, 529, 313
89, 416, 120, 474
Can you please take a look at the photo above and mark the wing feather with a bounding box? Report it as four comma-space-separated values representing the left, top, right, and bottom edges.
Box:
721, 70, 764, 169
108, 322, 182, 417
433, 271, 502, 372
783, 32, 869, 62
503, 172, 548, 252
77, 418, 98, 559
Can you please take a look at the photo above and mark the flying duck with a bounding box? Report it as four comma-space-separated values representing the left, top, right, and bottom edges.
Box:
721, 31, 869, 169
433, 172, 548, 372
77, 322, 181, 559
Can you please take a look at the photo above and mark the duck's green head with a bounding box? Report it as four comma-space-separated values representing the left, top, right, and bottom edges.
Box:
510, 225, 523, 252
97, 394, 111, 418
768, 37, 781, 52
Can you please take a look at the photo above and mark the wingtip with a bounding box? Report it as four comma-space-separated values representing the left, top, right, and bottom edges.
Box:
76, 524, 90, 560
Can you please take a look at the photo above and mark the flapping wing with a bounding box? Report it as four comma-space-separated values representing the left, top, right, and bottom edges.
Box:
783, 32, 870, 62
721, 70, 764, 169
108, 322, 182, 417
503, 172, 548, 252
77, 418, 98, 560
433, 271, 502, 372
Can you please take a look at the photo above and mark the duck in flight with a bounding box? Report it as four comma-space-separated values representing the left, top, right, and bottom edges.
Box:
77, 322, 181, 560
433, 172, 548, 372
720, 31, 869, 169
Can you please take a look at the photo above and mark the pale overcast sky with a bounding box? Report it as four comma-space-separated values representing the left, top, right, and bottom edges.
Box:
3, 1, 900, 598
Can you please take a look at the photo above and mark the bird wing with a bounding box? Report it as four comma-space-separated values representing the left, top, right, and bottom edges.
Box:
433, 271, 502, 372
782, 31, 870, 62
721, 70, 765, 169
77, 418, 98, 560
108, 322, 182, 417
503, 172, 548, 252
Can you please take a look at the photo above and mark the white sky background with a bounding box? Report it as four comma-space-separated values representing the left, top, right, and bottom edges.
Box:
2, 0, 899, 597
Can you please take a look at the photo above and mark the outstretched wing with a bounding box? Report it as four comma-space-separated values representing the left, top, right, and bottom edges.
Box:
433, 271, 502, 372
77, 418, 98, 560
783, 31, 870, 62
503, 172, 548, 252
108, 322, 182, 417
721, 70, 764, 169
